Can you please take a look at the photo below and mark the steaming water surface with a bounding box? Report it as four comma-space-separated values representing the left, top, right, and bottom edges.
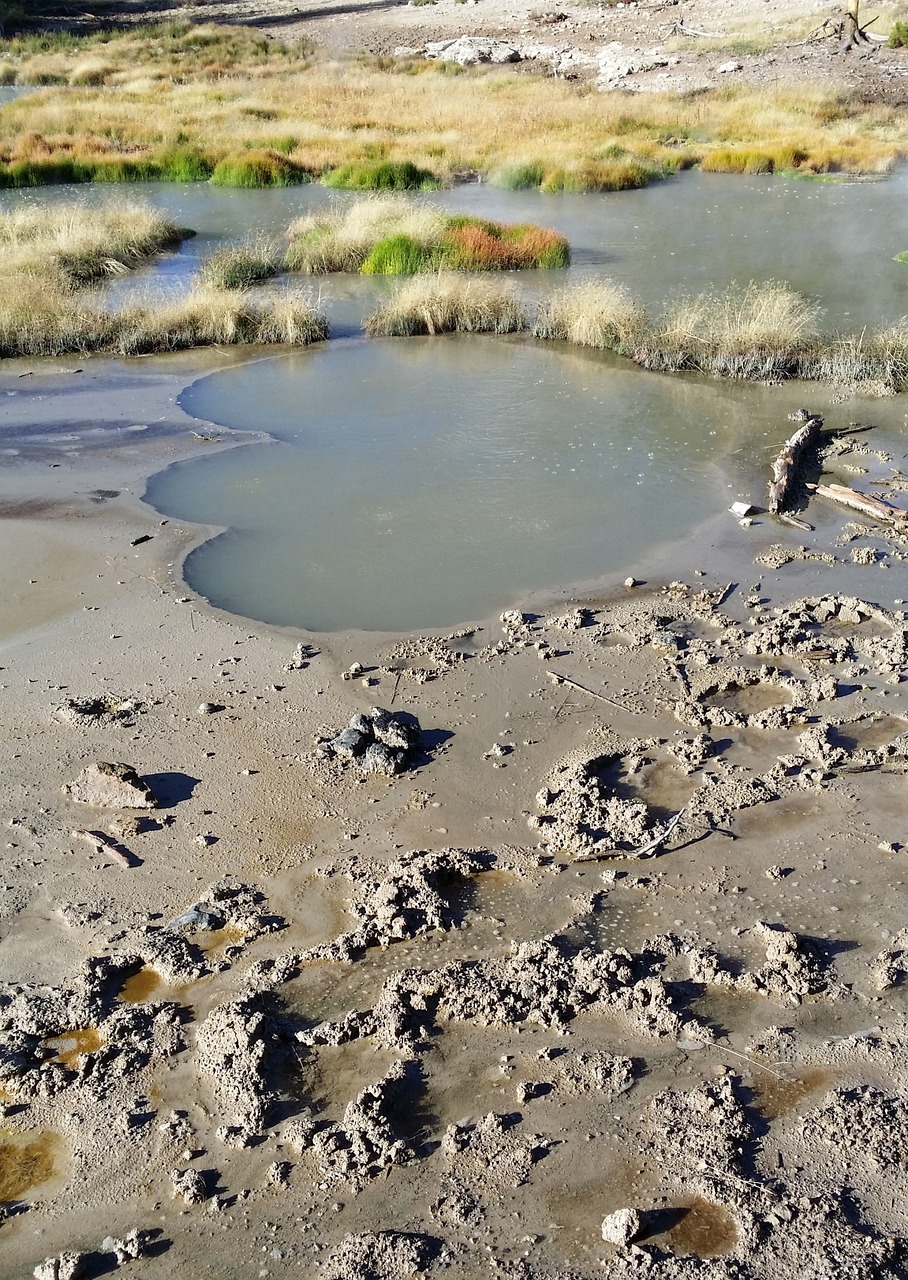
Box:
148, 337, 864, 632
5, 169, 906, 631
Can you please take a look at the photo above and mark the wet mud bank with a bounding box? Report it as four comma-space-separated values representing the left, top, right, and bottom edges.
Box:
1, 359, 908, 1279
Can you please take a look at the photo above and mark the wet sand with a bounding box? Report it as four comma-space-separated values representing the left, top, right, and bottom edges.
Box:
1, 355, 908, 1279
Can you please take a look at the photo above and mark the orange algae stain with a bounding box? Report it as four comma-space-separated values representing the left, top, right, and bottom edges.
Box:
752, 1067, 835, 1120
45, 1027, 104, 1069
0, 1131, 58, 1202
118, 967, 163, 1004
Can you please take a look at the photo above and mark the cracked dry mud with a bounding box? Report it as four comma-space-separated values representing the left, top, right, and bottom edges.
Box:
2, 390, 908, 1280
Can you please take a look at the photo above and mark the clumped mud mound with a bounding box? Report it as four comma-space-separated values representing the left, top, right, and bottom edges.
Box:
301, 847, 486, 961
6, 529, 908, 1279
320, 1231, 442, 1280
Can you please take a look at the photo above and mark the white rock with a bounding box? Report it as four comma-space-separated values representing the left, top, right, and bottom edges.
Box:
34, 1255, 87, 1280
424, 36, 521, 65
718, 59, 743, 72
601, 1207, 642, 1245
62, 761, 157, 809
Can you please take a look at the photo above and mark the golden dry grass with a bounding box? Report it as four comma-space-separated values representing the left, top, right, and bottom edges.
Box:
366, 273, 527, 336
0, 25, 903, 186
531, 277, 908, 389
0, 199, 186, 282
286, 197, 446, 273
0, 199, 328, 356
533, 280, 646, 349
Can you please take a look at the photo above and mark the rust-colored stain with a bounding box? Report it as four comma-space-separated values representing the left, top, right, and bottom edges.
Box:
45, 1027, 104, 1069
669, 1198, 738, 1258
118, 967, 163, 1005
753, 1067, 834, 1120
0, 1132, 58, 1202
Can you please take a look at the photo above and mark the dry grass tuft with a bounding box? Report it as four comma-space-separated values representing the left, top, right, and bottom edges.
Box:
634, 281, 823, 379
0, 199, 187, 283
533, 280, 646, 349
286, 197, 446, 273
0, 199, 327, 357
199, 236, 280, 289
365, 273, 527, 336
113, 284, 328, 354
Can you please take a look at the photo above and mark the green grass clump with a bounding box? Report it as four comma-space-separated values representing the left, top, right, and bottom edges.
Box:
361, 233, 435, 274
0, 147, 214, 187
155, 148, 215, 182
200, 238, 280, 289
366, 272, 526, 336
210, 149, 308, 188
285, 198, 569, 275
895, 251, 908, 264
322, 160, 441, 191
490, 162, 545, 190
888, 19, 908, 45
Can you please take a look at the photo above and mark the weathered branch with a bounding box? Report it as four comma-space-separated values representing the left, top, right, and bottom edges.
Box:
768, 409, 823, 514
809, 482, 908, 527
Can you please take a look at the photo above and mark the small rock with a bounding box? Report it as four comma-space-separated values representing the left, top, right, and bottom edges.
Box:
624, 576, 638, 588
63, 762, 158, 810
171, 1167, 210, 1205
33, 1255, 87, 1280
601, 1207, 642, 1246
717, 59, 743, 72
100, 1230, 153, 1263
198, 702, 219, 715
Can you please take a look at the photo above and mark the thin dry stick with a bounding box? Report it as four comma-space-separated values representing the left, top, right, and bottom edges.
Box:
632, 807, 687, 858
574, 807, 687, 863
545, 670, 626, 709
704, 1038, 791, 1082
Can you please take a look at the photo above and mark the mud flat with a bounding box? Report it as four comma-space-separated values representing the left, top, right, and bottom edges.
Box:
1, 356, 908, 1279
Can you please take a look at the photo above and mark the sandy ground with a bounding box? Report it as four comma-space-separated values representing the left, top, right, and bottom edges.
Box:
86, 0, 908, 100
1, 349, 908, 1280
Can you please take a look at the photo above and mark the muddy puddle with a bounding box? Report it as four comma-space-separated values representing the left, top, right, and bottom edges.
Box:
750, 1066, 838, 1120
705, 682, 792, 717
118, 967, 165, 1005
663, 1197, 739, 1258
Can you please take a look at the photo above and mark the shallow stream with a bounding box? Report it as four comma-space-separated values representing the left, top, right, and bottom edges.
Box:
4, 169, 908, 631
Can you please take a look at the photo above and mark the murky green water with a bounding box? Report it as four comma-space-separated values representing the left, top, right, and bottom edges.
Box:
4, 169, 906, 330
4, 169, 907, 631
148, 334, 855, 632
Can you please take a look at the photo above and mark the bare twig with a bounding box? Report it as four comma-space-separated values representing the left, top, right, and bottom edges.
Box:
71, 827, 134, 869
704, 1038, 791, 1082
575, 807, 687, 863
545, 670, 626, 709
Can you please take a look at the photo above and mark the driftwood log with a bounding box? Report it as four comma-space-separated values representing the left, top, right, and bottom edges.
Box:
768, 409, 823, 514
809, 482, 908, 528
